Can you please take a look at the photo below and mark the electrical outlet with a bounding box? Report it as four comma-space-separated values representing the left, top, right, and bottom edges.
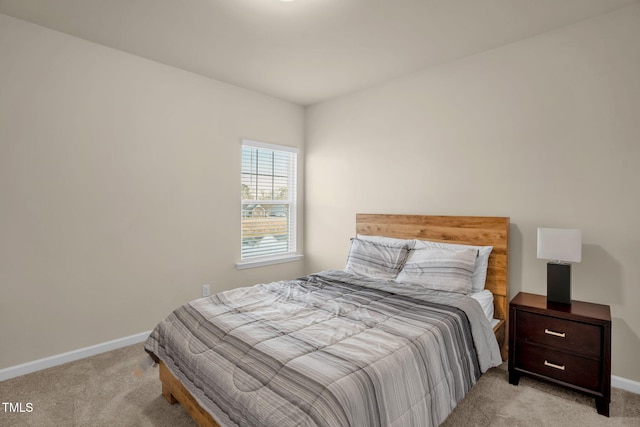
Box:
202, 284, 210, 297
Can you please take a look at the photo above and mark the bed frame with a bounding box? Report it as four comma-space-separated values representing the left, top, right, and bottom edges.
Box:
158, 214, 510, 427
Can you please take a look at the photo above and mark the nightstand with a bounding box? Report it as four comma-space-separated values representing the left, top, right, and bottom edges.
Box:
508, 292, 611, 416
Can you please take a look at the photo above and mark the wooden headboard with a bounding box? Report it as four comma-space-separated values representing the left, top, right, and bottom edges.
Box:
356, 213, 510, 360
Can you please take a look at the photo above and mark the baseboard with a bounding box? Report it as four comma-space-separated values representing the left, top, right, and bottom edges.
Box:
0, 331, 151, 382
612, 375, 640, 395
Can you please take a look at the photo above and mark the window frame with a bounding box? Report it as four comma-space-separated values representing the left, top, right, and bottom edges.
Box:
236, 139, 302, 270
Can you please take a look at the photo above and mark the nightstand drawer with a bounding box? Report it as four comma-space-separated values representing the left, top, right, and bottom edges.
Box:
516, 311, 602, 358
516, 342, 601, 391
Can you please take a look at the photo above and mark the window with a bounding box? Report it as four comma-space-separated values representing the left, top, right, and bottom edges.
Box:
238, 140, 300, 268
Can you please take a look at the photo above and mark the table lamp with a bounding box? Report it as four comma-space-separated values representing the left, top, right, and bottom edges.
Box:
537, 227, 582, 305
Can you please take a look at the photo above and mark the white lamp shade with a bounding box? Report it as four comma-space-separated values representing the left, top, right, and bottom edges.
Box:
537, 228, 582, 263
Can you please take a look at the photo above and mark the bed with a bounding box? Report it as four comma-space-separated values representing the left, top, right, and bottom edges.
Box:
145, 214, 510, 427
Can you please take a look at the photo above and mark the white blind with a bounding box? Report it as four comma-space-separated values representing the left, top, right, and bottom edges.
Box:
241, 140, 297, 260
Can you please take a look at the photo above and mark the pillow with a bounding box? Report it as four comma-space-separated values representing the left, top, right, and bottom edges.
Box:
344, 238, 409, 280
395, 247, 477, 294
414, 239, 493, 293
470, 289, 494, 322
356, 234, 414, 249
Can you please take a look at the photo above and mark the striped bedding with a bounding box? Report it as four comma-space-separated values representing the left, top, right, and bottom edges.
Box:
145, 270, 502, 427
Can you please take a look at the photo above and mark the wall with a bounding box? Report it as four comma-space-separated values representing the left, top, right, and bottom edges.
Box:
305, 4, 640, 381
0, 14, 305, 369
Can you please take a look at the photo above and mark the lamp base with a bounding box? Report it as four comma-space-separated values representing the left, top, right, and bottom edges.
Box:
547, 263, 571, 305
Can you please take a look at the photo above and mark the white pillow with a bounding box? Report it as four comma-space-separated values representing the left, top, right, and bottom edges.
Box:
470, 289, 494, 322
395, 247, 477, 294
357, 234, 414, 249
414, 239, 493, 293
345, 238, 409, 280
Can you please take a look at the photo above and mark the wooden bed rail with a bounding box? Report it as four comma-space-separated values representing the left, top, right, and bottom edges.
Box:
160, 361, 220, 427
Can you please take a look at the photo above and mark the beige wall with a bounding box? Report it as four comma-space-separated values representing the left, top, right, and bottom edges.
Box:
305, 5, 640, 381
0, 14, 305, 369
2, 3, 639, 384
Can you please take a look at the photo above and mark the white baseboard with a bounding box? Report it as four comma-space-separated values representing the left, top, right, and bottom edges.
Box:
612, 375, 640, 395
0, 331, 151, 382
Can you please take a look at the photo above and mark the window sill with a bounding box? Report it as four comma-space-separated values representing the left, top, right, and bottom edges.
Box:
235, 253, 304, 270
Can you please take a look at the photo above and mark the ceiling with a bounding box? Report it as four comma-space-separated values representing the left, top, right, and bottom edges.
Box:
0, 0, 636, 105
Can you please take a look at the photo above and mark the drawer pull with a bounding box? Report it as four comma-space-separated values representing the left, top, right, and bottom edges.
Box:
544, 360, 566, 371
544, 328, 566, 338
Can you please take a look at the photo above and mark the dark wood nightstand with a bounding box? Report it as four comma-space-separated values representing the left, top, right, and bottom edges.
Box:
508, 292, 611, 416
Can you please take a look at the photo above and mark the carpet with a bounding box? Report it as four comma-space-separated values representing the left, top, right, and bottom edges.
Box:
1, 344, 638, 426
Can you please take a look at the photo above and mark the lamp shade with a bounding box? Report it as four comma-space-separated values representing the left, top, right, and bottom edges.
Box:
537, 228, 582, 263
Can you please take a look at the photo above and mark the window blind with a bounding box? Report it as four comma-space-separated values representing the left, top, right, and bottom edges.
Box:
241, 140, 297, 260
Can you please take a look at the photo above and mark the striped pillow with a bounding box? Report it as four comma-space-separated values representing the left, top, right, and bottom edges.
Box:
414, 239, 493, 293
345, 238, 409, 280
396, 247, 477, 294
356, 234, 415, 249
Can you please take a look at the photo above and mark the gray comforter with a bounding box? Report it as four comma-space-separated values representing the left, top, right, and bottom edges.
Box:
145, 270, 502, 427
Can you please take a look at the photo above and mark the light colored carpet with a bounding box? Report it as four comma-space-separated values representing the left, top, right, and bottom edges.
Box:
1, 343, 638, 426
